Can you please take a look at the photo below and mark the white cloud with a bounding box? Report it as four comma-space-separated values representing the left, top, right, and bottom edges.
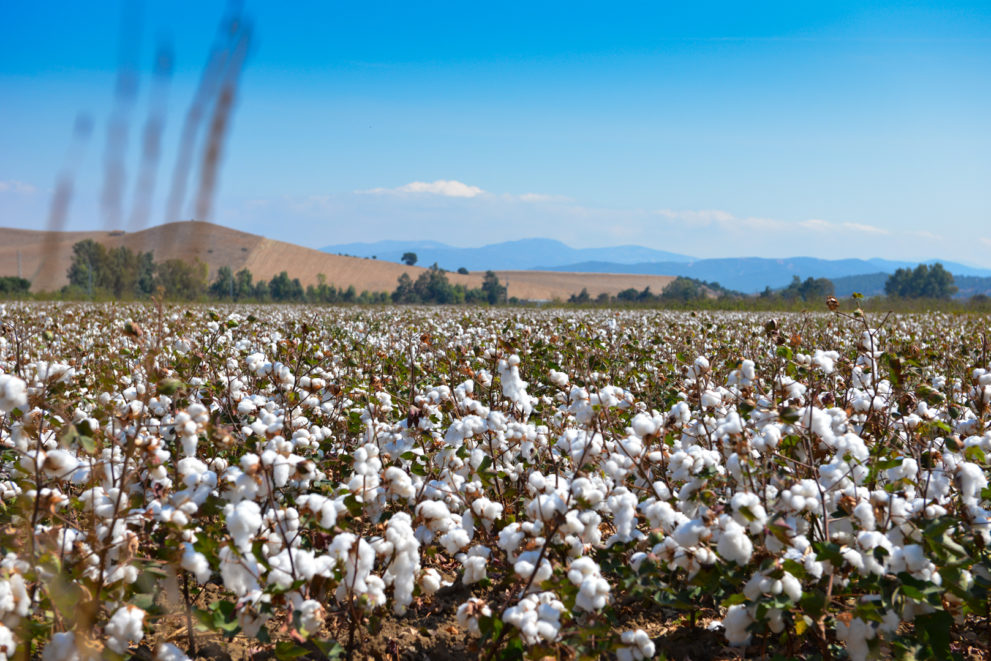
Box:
0, 180, 36, 194
656, 208, 736, 225
359, 179, 485, 198
656, 210, 891, 237
980, 237, 991, 248
514, 192, 570, 203
841, 221, 889, 235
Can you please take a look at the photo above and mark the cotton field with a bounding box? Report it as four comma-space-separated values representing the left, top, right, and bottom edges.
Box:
0, 302, 989, 660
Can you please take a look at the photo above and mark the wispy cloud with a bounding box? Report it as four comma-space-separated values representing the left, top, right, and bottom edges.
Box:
0, 180, 36, 194
657, 208, 889, 236
980, 237, 991, 248
358, 179, 485, 198
513, 192, 571, 203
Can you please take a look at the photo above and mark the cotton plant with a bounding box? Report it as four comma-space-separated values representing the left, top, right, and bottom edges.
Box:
0, 304, 986, 660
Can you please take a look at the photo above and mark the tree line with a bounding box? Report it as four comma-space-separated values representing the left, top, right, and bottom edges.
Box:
391, 265, 508, 304
62, 239, 388, 303
59, 239, 510, 305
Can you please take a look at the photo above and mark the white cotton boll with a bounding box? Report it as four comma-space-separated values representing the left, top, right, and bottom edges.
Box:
617, 629, 656, 661
383, 513, 420, 614
549, 370, 569, 387
463, 554, 488, 585
631, 413, 658, 438
722, 604, 753, 646
567, 557, 610, 611
716, 519, 753, 565
297, 599, 325, 635
498, 523, 525, 558
42, 449, 79, 479
502, 592, 565, 645
852, 501, 876, 531
105, 604, 145, 654
297, 494, 338, 529
835, 617, 875, 661
156, 643, 192, 661
0, 376, 27, 414
42, 633, 80, 661
182, 543, 211, 583
701, 390, 722, 408
498, 355, 536, 417
514, 557, 553, 585
420, 568, 443, 595
225, 500, 262, 551
385, 466, 416, 500
218, 546, 260, 596
673, 518, 710, 548
780, 572, 802, 602
456, 598, 491, 635
0, 624, 13, 660
606, 487, 642, 546
957, 462, 987, 503
440, 527, 471, 555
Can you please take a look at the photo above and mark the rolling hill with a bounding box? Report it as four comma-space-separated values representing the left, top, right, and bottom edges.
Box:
0, 221, 676, 301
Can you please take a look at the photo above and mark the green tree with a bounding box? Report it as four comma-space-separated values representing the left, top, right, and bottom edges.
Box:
885, 263, 956, 299
661, 277, 705, 302
155, 259, 208, 299
210, 266, 235, 300
392, 273, 417, 303
235, 268, 254, 300
481, 271, 507, 304
401, 252, 418, 266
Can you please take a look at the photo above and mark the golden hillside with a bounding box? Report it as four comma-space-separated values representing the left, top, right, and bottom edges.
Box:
0, 221, 675, 300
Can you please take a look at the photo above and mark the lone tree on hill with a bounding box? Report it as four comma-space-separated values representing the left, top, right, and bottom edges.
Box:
401, 252, 418, 266
885, 263, 957, 299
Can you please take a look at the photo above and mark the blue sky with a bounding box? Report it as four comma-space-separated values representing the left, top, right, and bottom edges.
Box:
2, 1, 990, 264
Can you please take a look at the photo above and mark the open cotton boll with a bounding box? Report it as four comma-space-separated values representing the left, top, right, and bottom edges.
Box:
716, 517, 753, 565
835, 616, 876, 661
462, 546, 490, 585
0, 624, 13, 661
224, 500, 262, 551
0, 376, 26, 414
296, 599, 325, 635
456, 598, 491, 635
617, 629, 656, 661
105, 604, 145, 654
41, 633, 80, 661
514, 555, 553, 586
722, 604, 753, 646
382, 513, 420, 614
419, 567, 444, 595
567, 556, 610, 611
219, 545, 261, 597
181, 543, 211, 583
498, 355, 536, 418
502, 592, 565, 645
156, 643, 192, 661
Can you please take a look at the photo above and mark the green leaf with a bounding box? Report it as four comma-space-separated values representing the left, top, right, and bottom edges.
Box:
274, 642, 311, 660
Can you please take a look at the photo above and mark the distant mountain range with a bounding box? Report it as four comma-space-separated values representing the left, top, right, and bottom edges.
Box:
321, 239, 991, 295
538, 257, 991, 293
321, 238, 694, 271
